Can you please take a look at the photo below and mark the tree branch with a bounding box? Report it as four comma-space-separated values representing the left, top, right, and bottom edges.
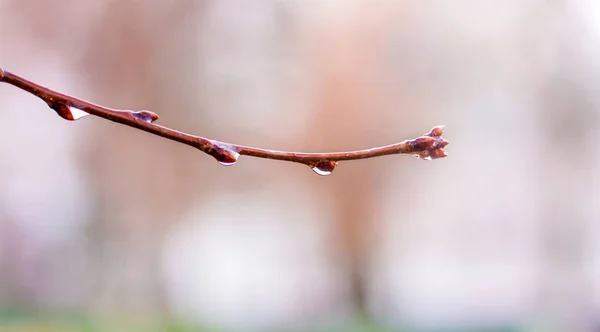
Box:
0, 67, 449, 175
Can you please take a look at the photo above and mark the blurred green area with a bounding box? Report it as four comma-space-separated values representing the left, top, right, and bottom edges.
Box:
0, 311, 519, 332
0, 310, 195, 332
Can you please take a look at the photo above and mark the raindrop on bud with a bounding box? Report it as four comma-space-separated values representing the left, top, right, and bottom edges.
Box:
310, 160, 337, 176
213, 146, 240, 166
51, 104, 89, 121
133, 110, 159, 123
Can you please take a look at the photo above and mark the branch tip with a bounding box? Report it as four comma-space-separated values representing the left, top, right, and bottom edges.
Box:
410, 125, 449, 160
428, 125, 445, 137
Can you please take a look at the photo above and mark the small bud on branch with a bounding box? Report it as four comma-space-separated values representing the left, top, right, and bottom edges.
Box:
0, 67, 448, 175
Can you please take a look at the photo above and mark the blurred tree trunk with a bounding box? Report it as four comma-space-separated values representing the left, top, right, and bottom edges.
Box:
79, 1, 208, 313
309, 2, 392, 314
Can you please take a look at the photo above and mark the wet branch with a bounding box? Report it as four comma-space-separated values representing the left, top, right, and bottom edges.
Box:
0, 67, 449, 175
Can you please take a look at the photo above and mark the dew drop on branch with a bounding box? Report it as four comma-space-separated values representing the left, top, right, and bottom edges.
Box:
52, 104, 89, 121
310, 161, 337, 176
213, 146, 240, 166
69, 107, 89, 120
132, 110, 159, 123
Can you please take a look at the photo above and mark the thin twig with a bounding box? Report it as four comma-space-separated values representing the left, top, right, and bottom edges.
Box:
0, 67, 449, 175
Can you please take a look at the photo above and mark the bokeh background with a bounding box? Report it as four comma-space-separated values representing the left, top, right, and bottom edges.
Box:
1, 1, 600, 331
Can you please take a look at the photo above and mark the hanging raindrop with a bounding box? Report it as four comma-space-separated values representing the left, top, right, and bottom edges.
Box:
52, 104, 90, 121
69, 107, 89, 120
213, 146, 240, 166
310, 160, 337, 176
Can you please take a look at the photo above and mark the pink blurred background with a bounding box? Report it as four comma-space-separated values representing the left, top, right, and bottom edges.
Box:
1, 1, 600, 331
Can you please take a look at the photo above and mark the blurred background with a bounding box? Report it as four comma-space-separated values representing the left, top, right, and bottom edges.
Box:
1, 0, 600, 331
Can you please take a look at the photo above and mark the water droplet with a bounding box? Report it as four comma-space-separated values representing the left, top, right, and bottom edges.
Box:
218, 153, 239, 166
310, 160, 337, 176
69, 107, 89, 120
133, 110, 159, 123
213, 146, 240, 166
51, 104, 89, 121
